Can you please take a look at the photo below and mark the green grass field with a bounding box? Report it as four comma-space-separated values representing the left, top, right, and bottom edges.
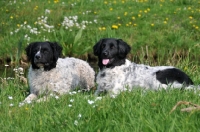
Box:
1, 0, 200, 131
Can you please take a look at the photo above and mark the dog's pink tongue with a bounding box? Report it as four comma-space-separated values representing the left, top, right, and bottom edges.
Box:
102, 59, 109, 65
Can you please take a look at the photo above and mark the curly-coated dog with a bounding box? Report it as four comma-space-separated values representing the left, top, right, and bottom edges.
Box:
22, 41, 95, 104
93, 38, 196, 97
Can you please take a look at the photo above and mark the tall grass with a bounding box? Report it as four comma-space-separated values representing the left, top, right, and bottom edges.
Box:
0, 0, 200, 64
1, 0, 200, 131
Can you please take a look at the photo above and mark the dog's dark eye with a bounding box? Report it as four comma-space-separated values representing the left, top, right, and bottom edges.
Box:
43, 49, 49, 54
33, 50, 37, 54
110, 44, 114, 49
102, 44, 106, 49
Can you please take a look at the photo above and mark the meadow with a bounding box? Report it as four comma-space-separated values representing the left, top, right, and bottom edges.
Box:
1, 0, 200, 131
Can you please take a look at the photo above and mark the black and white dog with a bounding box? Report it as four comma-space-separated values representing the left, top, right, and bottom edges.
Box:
21, 41, 95, 104
93, 38, 196, 96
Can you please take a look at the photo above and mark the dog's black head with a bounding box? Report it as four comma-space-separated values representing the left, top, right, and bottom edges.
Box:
25, 41, 62, 71
93, 38, 131, 69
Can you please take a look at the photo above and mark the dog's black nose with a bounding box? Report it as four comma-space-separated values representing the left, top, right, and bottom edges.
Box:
35, 54, 41, 59
103, 51, 108, 56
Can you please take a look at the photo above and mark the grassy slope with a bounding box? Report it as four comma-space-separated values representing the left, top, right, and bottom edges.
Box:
1, 0, 200, 131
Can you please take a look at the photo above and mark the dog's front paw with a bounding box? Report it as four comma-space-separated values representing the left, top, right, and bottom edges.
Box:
19, 94, 37, 107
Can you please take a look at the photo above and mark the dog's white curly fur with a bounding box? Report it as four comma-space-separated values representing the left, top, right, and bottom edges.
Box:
23, 57, 95, 103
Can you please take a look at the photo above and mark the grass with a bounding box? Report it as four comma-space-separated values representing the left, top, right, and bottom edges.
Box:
1, 0, 200, 131
1, 82, 200, 131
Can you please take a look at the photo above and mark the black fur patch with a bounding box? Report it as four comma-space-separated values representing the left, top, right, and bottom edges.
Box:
93, 38, 131, 70
25, 41, 62, 71
156, 68, 193, 86
100, 72, 106, 77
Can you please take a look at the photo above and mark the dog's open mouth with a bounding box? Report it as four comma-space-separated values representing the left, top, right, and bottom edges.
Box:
102, 59, 110, 65
102, 58, 114, 65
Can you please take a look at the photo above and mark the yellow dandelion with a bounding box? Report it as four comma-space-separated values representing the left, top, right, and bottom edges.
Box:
166, 18, 168, 21
17, 24, 20, 27
184, 66, 187, 71
138, 14, 141, 17
10, 16, 13, 19
34, 6, 38, 10
110, 8, 113, 11
102, 27, 106, 30
189, 16, 193, 19
139, 10, 143, 13
104, 1, 108, 4
25, 107, 29, 110
188, 7, 191, 10
126, 24, 129, 26
151, 23, 154, 26
112, 25, 118, 29
132, 16, 135, 20
144, 10, 147, 13
58, 23, 61, 26
124, 12, 128, 16
99, 27, 102, 31
163, 21, 167, 24
133, 24, 137, 26
118, 23, 121, 26
122, 0, 125, 4
117, 17, 120, 19
147, 8, 150, 11
195, 26, 199, 29
54, 0, 59, 3
94, 11, 97, 14
129, 22, 132, 25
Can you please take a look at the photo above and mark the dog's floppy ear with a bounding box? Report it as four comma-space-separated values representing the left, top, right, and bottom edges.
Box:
48, 42, 63, 61
25, 42, 35, 61
117, 39, 131, 58
93, 39, 103, 56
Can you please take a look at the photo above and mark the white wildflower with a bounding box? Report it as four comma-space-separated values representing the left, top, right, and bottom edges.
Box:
70, 99, 74, 102
88, 100, 94, 105
68, 104, 72, 107
45, 9, 51, 14
8, 96, 13, 100
55, 96, 59, 99
19, 102, 24, 107
78, 114, 82, 119
18, 67, 23, 72
74, 120, 78, 126
95, 97, 102, 101
72, 91, 77, 94
9, 103, 14, 107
